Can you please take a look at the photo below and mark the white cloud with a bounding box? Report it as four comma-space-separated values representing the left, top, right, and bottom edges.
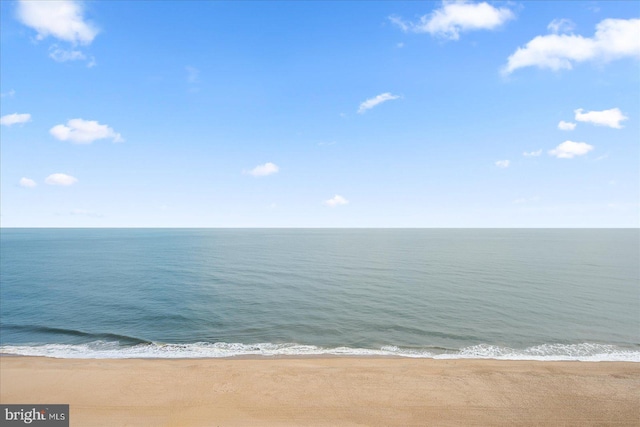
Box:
547, 18, 576, 34
1, 113, 31, 126
389, 16, 410, 32
503, 18, 640, 74
358, 93, 400, 114
523, 149, 542, 157
245, 162, 279, 177
324, 195, 349, 207
548, 141, 594, 158
50, 119, 124, 144
19, 177, 37, 188
45, 173, 78, 186
495, 160, 510, 168
574, 108, 628, 129
558, 120, 577, 131
1, 89, 16, 98
390, 1, 514, 40
16, 0, 99, 45
49, 45, 85, 62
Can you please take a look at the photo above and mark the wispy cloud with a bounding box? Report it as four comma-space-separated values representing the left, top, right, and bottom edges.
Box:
390, 1, 514, 40
495, 160, 510, 168
16, 0, 99, 44
594, 153, 610, 162
574, 108, 628, 129
245, 162, 279, 177
503, 18, 640, 74
1, 89, 16, 98
19, 177, 37, 188
358, 93, 400, 114
45, 173, 78, 186
547, 18, 576, 34
324, 195, 349, 207
549, 141, 594, 158
523, 150, 542, 157
50, 119, 124, 144
1, 113, 31, 126
49, 45, 86, 62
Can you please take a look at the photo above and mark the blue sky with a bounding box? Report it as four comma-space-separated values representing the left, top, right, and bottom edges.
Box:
1, 0, 638, 227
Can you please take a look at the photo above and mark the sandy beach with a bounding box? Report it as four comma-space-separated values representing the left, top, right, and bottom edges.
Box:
1, 356, 638, 426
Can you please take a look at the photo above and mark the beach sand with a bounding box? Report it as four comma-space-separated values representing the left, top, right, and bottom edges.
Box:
1, 356, 638, 426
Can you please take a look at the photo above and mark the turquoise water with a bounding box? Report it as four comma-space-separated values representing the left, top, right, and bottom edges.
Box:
1, 229, 638, 360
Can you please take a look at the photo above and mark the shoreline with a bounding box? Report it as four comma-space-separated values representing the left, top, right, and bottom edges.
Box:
1, 352, 639, 362
2, 356, 639, 426
2, 341, 638, 362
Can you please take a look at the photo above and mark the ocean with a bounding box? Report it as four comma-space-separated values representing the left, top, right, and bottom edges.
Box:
1, 228, 638, 361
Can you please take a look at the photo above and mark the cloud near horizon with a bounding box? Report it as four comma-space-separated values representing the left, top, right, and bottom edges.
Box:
548, 141, 594, 159
358, 93, 400, 114
574, 108, 628, 129
390, 0, 514, 40
324, 195, 349, 207
503, 18, 640, 74
50, 119, 124, 144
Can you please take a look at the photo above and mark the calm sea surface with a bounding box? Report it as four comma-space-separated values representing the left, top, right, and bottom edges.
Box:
1, 229, 638, 360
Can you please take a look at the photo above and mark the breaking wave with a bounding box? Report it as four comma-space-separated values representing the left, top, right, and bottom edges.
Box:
1, 341, 638, 361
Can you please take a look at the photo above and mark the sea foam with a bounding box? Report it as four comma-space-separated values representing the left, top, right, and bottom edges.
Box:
1, 341, 638, 361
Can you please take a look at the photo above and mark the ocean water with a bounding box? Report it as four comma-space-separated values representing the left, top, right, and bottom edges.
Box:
1, 228, 638, 361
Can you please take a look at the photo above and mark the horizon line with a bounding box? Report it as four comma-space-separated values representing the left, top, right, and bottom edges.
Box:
1, 226, 638, 230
